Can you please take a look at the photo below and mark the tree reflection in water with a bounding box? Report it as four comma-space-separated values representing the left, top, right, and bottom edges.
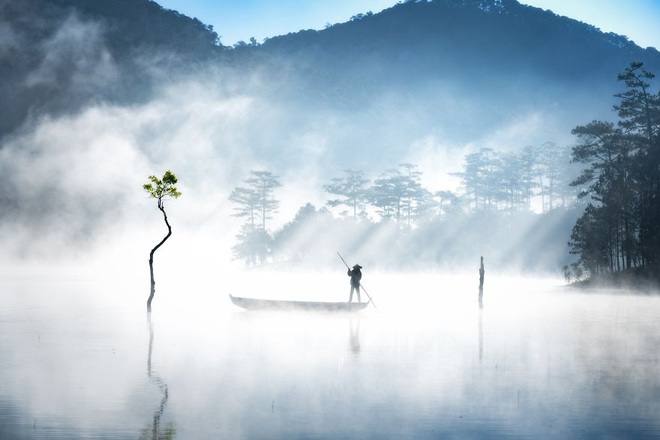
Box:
141, 314, 176, 440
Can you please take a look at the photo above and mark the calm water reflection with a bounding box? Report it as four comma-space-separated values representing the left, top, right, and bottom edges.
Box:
143, 314, 175, 440
1, 273, 659, 439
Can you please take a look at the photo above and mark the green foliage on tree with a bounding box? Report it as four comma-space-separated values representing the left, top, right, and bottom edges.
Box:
143, 171, 182, 208
143, 170, 181, 312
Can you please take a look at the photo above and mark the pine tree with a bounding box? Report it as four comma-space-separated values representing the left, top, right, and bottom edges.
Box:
323, 169, 370, 219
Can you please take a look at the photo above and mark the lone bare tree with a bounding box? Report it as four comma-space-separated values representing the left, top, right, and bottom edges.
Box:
143, 170, 181, 312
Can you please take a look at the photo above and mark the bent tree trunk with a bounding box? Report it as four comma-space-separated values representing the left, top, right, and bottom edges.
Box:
147, 203, 172, 312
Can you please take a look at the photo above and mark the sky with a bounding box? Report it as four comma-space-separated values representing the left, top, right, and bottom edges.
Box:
156, 0, 660, 49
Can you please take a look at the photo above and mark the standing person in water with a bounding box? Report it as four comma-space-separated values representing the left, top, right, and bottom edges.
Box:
347, 264, 362, 303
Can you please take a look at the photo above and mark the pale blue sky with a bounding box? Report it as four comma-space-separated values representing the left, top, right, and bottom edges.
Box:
156, 0, 660, 49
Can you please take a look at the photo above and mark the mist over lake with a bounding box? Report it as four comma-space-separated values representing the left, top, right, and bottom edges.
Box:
1, 271, 659, 439
2, 1, 660, 439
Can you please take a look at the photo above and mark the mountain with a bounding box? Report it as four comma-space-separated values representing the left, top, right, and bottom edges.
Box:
243, 0, 660, 162
2, 0, 659, 146
0, 0, 222, 140
262, 0, 660, 81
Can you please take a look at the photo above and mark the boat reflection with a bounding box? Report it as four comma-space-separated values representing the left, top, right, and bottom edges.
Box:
141, 314, 176, 440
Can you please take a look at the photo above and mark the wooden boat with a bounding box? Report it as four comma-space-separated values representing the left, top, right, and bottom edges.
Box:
229, 295, 369, 312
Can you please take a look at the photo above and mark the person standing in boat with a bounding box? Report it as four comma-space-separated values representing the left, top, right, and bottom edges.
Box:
347, 264, 362, 303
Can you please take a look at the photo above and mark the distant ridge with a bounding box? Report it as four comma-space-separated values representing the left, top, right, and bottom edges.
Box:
1, 0, 659, 144
232, 0, 660, 158
258, 0, 658, 83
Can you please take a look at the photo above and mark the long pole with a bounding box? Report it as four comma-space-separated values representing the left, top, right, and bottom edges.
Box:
337, 252, 378, 311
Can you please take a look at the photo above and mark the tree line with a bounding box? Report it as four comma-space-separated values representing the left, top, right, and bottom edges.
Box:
567, 61, 660, 279
227, 62, 660, 279
229, 141, 579, 267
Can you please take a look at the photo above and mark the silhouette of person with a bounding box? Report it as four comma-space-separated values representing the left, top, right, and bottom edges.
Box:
347, 264, 362, 303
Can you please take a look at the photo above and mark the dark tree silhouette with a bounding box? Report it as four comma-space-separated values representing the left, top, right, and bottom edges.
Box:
569, 62, 660, 277
568, 203, 610, 275
570, 120, 636, 273
143, 170, 181, 312
614, 62, 660, 264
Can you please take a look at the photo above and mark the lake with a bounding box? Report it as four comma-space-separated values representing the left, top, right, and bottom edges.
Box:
1, 271, 659, 439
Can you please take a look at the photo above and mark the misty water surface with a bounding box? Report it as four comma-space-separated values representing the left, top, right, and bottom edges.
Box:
1, 272, 659, 439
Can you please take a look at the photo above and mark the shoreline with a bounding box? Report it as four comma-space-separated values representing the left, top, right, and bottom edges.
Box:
570, 264, 660, 293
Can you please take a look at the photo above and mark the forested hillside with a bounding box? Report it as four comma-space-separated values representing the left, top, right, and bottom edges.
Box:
0, 0, 222, 140
261, 0, 659, 82
3, 0, 659, 146
247, 0, 660, 159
